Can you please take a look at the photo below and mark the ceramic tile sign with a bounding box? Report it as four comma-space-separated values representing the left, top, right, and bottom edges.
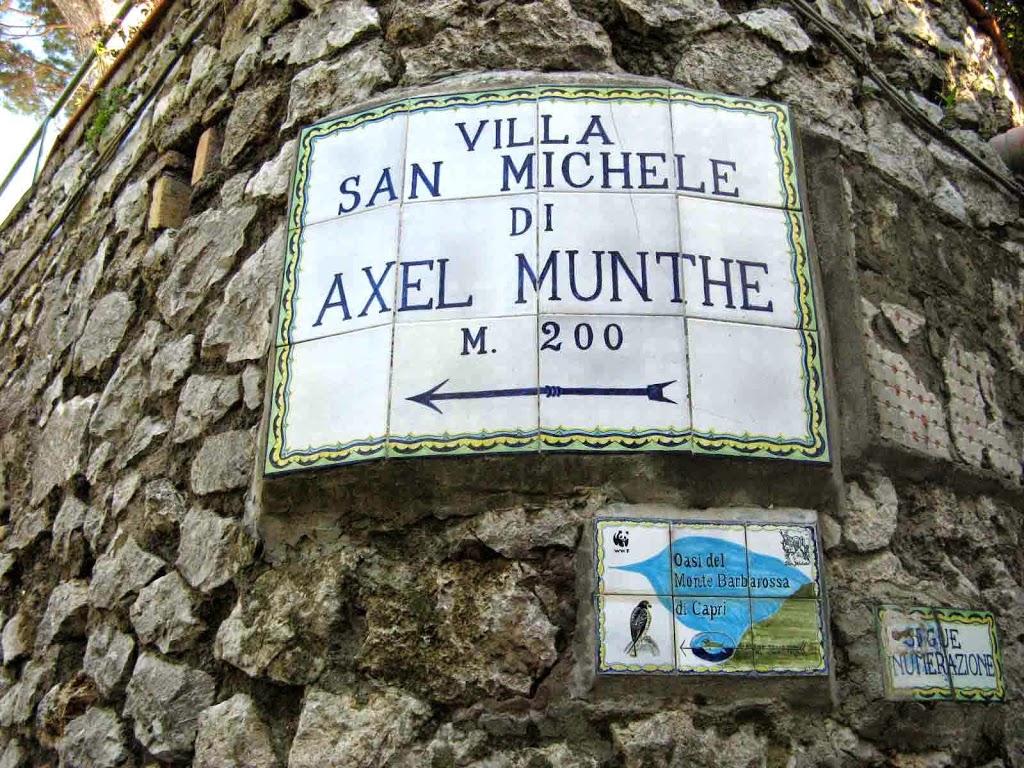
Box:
876, 605, 1005, 702
265, 83, 830, 475
595, 518, 827, 675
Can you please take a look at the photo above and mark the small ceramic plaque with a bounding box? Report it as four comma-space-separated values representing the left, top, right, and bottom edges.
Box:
596, 516, 827, 676
876, 605, 1005, 702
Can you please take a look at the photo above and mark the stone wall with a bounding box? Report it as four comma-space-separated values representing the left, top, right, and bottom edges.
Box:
0, 0, 1021, 765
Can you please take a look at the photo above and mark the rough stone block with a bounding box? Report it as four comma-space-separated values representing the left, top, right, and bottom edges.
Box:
192, 127, 222, 185
147, 175, 191, 231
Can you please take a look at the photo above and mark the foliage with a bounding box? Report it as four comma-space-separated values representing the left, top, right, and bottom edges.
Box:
0, 0, 78, 117
84, 82, 125, 147
985, 0, 1024, 75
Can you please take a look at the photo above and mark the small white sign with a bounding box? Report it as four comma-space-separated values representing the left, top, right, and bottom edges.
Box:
266, 83, 829, 474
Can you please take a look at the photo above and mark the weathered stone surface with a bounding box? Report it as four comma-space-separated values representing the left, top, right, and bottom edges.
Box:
863, 100, 933, 193
194, 693, 278, 768
117, 416, 169, 470
173, 374, 241, 443
216, 556, 350, 684
739, 8, 813, 52
177, 507, 255, 592
930, 176, 968, 222
242, 365, 263, 409
143, 478, 187, 529
617, 0, 728, 33
452, 505, 583, 558
245, 140, 295, 201
222, 83, 286, 167
113, 179, 148, 236
111, 471, 141, 516
611, 710, 767, 767
124, 653, 215, 761
203, 226, 285, 363
288, 687, 431, 768
130, 572, 206, 654
285, 41, 392, 128
267, 0, 378, 66
0, 739, 24, 768
34, 580, 90, 651
90, 532, 166, 609
156, 205, 258, 329
400, 1, 614, 84
842, 474, 899, 552
83, 624, 136, 696
58, 708, 131, 768
192, 126, 223, 185
2, 614, 32, 664
31, 395, 96, 504
0, 648, 57, 726
359, 561, 558, 702
51, 496, 88, 565
5, 505, 51, 551
89, 322, 162, 439
191, 430, 254, 495
73, 292, 134, 375
149, 334, 195, 395
673, 30, 783, 97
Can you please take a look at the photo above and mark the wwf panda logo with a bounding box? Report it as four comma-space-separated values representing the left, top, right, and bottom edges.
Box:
612, 530, 629, 551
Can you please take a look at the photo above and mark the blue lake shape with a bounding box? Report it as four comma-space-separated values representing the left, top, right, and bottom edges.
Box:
612, 536, 811, 653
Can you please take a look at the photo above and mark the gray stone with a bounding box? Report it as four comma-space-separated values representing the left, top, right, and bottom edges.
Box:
268, 0, 378, 66
400, 1, 615, 83
90, 532, 166, 609
288, 687, 431, 768
156, 205, 258, 329
453, 505, 583, 558
821, 513, 842, 551
150, 334, 195, 396
117, 416, 169, 470
242, 366, 263, 410
177, 507, 255, 592
612, 710, 767, 767
130, 572, 206, 654
222, 83, 286, 167
673, 30, 783, 97
113, 179, 148, 236
73, 292, 134, 375
191, 430, 254, 495
83, 624, 136, 696
173, 374, 241, 443
194, 693, 278, 768
231, 39, 262, 90
863, 101, 933, 193
37, 371, 64, 428
111, 471, 141, 516
124, 653, 216, 761
58, 707, 131, 768
86, 442, 113, 483
203, 226, 285, 363
0, 739, 24, 768
89, 360, 150, 440
359, 561, 558, 702
2, 614, 32, 664
51, 496, 89, 564
245, 140, 296, 201
285, 42, 392, 128
617, 0, 729, 33
739, 8, 813, 52
31, 395, 96, 504
34, 580, 90, 651
930, 177, 968, 222
842, 475, 899, 552
0, 648, 57, 726
5, 505, 51, 551
143, 478, 187, 529
215, 556, 349, 684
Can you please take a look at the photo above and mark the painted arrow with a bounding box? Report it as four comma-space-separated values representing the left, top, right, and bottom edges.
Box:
407, 379, 676, 414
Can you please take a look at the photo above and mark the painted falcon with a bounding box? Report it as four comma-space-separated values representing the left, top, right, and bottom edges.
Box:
625, 600, 653, 657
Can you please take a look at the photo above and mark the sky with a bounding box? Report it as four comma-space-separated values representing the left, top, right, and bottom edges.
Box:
0, 110, 47, 221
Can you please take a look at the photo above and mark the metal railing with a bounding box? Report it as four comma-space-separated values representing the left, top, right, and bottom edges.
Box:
0, 0, 154, 222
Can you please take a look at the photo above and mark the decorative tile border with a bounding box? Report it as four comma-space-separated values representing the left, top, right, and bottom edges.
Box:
594, 517, 828, 676
265, 83, 830, 475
